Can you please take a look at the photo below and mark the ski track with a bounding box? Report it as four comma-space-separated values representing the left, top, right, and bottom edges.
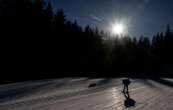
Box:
0, 78, 173, 110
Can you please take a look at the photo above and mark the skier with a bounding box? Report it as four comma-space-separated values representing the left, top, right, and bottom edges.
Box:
122, 78, 131, 94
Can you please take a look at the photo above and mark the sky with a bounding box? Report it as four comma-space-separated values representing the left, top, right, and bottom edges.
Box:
48, 0, 173, 38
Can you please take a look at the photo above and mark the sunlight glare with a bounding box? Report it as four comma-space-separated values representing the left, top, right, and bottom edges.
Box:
112, 23, 124, 35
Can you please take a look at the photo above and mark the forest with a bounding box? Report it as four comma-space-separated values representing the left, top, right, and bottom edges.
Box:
0, 0, 173, 82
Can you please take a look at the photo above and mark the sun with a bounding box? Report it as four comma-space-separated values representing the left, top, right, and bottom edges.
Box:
111, 23, 125, 36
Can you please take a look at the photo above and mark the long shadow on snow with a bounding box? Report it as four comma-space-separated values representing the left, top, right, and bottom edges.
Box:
151, 78, 173, 88
0, 81, 57, 102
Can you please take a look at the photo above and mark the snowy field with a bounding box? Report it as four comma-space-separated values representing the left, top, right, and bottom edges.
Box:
0, 78, 173, 110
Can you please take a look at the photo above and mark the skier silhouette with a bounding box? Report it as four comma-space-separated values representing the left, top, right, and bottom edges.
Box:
122, 78, 131, 94
122, 78, 136, 107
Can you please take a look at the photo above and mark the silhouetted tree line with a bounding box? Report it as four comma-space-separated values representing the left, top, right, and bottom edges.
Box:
0, 0, 173, 80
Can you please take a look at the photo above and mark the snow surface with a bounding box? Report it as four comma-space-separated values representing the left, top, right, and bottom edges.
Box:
0, 78, 173, 110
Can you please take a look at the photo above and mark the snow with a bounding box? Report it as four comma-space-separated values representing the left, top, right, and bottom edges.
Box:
0, 78, 173, 110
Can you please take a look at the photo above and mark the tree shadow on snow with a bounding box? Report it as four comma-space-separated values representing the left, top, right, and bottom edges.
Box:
151, 78, 173, 88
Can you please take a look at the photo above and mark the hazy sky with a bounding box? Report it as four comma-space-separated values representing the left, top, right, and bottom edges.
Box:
48, 0, 173, 38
